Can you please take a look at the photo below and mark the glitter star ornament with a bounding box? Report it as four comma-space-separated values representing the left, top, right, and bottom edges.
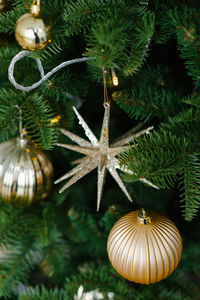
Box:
55, 104, 158, 210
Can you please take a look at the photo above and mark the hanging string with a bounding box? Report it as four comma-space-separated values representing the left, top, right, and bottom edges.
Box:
102, 68, 110, 107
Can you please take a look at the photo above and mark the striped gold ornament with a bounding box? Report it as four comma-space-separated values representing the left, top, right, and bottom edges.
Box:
107, 209, 182, 284
0, 137, 53, 205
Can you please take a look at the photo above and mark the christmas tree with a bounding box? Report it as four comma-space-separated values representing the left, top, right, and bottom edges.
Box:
0, 0, 200, 299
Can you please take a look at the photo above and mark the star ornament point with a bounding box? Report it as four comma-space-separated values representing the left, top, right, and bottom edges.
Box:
55, 104, 158, 211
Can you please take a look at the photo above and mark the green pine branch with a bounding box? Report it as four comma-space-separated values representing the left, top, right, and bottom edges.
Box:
113, 65, 183, 121
179, 154, 200, 221
0, 4, 25, 33
119, 106, 200, 220
0, 88, 20, 139
153, 1, 175, 44
0, 243, 40, 298
18, 286, 68, 300
0, 46, 20, 79
64, 0, 154, 74
67, 208, 107, 258
169, 5, 200, 86
64, 264, 135, 300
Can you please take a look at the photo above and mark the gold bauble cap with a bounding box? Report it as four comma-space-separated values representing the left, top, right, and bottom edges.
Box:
107, 210, 183, 285
137, 208, 152, 225
15, 12, 52, 51
30, 1, 41, 17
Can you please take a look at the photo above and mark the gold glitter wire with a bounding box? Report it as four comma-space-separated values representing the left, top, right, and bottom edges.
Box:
102, 68, 110, 108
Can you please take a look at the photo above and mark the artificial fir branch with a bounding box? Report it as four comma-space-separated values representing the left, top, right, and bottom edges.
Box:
0, 5, 24, 33
0, 244, 40, 298
0, 88, 59, 149
113, 65, 184, 121
22, 93, 59, 150
182, 94, 200, 107
119, 106, 200, 220
169, 6, 200, 86
67, 208, 107, 258
18, 286, 68, 300
179, 154, 200, 221
0, 0, 200, 298
0, 46, 20, 79
64, 0, 154, 73
161, 107, 200, 140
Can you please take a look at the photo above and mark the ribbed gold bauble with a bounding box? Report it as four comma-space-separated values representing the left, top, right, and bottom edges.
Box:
107, 209, 182, 285
15, 2, 51, 51
0, 137, 53, 205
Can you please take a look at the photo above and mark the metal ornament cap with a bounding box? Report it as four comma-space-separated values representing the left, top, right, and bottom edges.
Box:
107, 210, 183, 285
15, 13, 52, 51
0, 137, 53, 205
137, 208, 152, 225
30, 1, 41, 17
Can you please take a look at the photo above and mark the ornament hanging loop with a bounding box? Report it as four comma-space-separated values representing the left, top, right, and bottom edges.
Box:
102, 68, 110, 108
104, 102, 110, 108
30, 0, 41, 16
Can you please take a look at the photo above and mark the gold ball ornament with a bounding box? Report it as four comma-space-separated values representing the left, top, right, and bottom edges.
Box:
107, 209, 182, 285
0, 136, 53, 205
15, 1, 52, 51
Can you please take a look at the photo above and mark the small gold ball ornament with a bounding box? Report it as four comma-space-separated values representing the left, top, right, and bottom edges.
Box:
0, 136, 53, 205
107, 209, 182, 285
15, 0, 52, 51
